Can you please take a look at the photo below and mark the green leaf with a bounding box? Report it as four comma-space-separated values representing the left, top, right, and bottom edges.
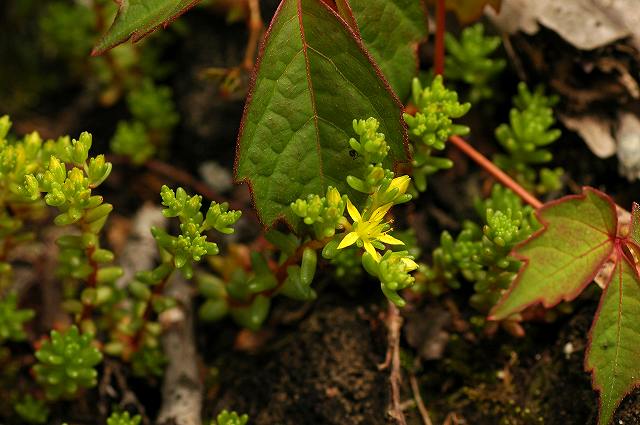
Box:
92, 0, 200, 55
489, 187, 617, 320
586, 255, 640, 425
340, 0, 428, 100
235, 0, 409, 226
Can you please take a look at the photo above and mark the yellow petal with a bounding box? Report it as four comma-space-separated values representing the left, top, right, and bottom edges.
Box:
370, 203, 393, 222
337, 232, 359, 249
401, 257, 419, 271
327, 186, 341, 205
363, 241, 381, 262
389, 175, 410, 194
378, 234, 404, 245
346, 198, 361, 222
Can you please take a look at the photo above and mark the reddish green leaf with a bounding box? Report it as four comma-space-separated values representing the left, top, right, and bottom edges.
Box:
490, 187, 617, 320
92, 0, 200, 55
586, 254, 640, 425
339, 0, 428, 100
235, 0, 408, 226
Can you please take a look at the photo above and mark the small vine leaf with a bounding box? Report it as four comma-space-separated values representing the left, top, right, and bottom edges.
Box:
489, 187, 617, 320
235, 0, 408, 227
92, 0, 201, 55
586, 254, 640, 425
340, 0, 428, 100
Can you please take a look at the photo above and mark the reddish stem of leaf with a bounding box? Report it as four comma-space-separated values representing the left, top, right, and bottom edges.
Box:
449, 135, 543, 209
434, 0, 446, 76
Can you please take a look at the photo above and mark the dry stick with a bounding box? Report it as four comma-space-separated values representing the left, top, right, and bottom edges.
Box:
409, 373, 434, 425
156, 274, 202, 425
448, 135, 544, 209
380, 301, 408, 425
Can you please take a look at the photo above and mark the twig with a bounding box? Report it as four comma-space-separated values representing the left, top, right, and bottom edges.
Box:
243, 0, 264, 71
409, 373, 433, 425
448, 135, 543, 209
379, 301, 407, 425
156, 275, 202, 425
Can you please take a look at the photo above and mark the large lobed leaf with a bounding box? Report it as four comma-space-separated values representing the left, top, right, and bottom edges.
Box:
92, 0, 200, 55
490, 187, 617, 320
339, 0, 428, 100
586, 254, 640, 425
235, 0, 408, 226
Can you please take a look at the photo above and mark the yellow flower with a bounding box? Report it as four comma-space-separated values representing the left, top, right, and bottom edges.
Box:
337, 199, 404, 261
388, 175, 410, 195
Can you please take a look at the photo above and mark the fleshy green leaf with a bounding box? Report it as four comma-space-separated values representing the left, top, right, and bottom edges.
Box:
340, 0, 428, 100
92, 0, 200, 55
489, 187, 617, 320
586, 255, 640, 425
235, 0, 409, 226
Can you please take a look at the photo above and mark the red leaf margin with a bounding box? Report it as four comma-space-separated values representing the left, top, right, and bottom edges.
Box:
584, 250, 640, 425
91, 0, 201, 56
334, 0, 429, 100
232, 0, 411, 229
488, 186, 618, 321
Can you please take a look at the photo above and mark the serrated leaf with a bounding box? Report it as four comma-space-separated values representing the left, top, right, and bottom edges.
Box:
92, 0, 200, 55
586, 254, 640, 425
490, 187, 617, 320
235, 0, 408, 226
339, 0, 428, 100
428, 0, 501, 24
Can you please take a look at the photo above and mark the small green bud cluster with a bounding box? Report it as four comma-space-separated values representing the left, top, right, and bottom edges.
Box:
0, 117, 50, 284
13, 394, 49, 424
324, 118, 417, 305
107, 411, 142, 425
403, 76, 471, 192
291, 186, 348, 239
0, 292, 35, 344
349, 117, 390, 164
362, 251, 419, 307
111, 79, 179, 164
445, 23, 506, 104
214, 410, 249, 425
33, 326, 102, 400
38, 2, 95, 61
494, 83, 563, 194
153, 185, 241, 279
28, 132, 122, 329
107, 186, 240, 371
421, 185, 538, 317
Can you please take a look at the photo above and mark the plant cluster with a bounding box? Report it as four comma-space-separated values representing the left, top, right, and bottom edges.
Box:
403, 75, 471, 192
420, 184, 538, 318
445, 23, 506, 103
493, 83, 564, 194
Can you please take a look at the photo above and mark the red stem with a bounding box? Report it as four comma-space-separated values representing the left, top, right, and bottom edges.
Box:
449, 135, 543, 209
434, 0, 446, 76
